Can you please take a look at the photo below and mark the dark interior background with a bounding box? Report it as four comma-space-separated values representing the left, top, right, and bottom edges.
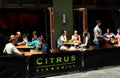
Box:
0, 8, 50, 40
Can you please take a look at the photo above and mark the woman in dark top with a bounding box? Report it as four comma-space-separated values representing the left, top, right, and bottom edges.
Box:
80, 31, 90, 49
38, 39, 50, 54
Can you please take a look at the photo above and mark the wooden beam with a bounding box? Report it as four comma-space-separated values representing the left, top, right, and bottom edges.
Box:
73, 8, 88, 31
0, 0, 2, 6
79, 8, 88, 31
48, 7, 54, 49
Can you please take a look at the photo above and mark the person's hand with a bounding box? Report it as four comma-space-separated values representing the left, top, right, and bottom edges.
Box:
23, 37, 28, 43
115, 36, 118, 39
21, 52, 25, 56
79, 44, 85, 47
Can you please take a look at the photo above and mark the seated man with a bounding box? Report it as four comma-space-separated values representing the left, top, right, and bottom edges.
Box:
57, 30, 68, 50
3, 35, 24, 56
15, 31, 26, 46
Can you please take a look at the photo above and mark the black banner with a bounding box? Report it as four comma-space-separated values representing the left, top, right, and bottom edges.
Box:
0, 55, 27, 78
84, 47, 120, 70
29, 51, 82, 77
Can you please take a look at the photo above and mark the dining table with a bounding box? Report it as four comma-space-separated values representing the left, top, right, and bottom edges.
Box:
23, 51, 42, 56
16, 45, 34, 52
16, 45, 34, 49
104, 37, 117, 44
113, 44, 120, 48
63, 41, 82, 46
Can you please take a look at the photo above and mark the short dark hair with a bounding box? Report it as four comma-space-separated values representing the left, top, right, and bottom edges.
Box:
83, 31, 88, 36
96, 20, 101, 24
62, 30, 67, 34
117, 28, 120, 31
107, 28, 111, 31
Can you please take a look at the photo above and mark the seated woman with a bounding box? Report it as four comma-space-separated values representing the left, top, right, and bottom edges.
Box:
71, 30, 81, 43
38, 39, 50, 54
32, 31, 38, 41
115, 28, 120, 44
24, 35, 50, 53
79, 31, 90, 49
23, 35, 38, 49
103, 28, 115, 45
103, 28, 115, 38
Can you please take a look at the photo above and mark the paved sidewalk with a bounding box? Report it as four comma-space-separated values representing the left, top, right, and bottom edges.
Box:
47, 66, 120, 78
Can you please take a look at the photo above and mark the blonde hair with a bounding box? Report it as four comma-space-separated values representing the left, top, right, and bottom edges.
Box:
9, 35, 15, 42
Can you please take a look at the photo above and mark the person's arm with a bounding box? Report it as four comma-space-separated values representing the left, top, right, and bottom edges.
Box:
112, 33, 115, 38
41, 43, 47, 53
3, 44, 7, 54
23, 37, 35, 46
115, 34, 118, 39
71, 35, 74, 41
94, 29, 103, 37
80, 37, 88, 47
3, 47, 6, 53
13, 47, 24, 56
17, 41, 26, 45
26, 42, 34, 46
84, 37, 89, 46
61, 36, 68, 43
95, 32, 102, 37
78, 35, 81, 42
103, 33, 107, 37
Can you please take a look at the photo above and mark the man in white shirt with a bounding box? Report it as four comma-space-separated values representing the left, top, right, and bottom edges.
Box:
57, 30, 68, 50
